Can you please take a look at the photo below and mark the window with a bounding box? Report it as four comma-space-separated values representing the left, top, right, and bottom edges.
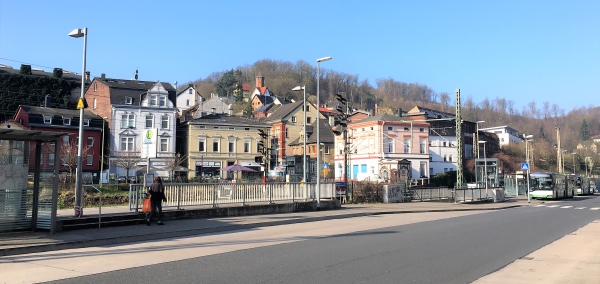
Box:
121, 114, 134, 128
49, 153, 55, 166
186, 99, 190, 106
160, 138, 168, 152
84, 119, 90, 126
285, 128, 289, 138
150, 96, 156, 106
386, 138, 394, 152
244, 141, 250, 153
443, 155, 447, 162
404, 138, 410, 153
44, 116, 52, 124
229, 127, 235, 130
404, 127, 409, 131
161, 115, 169, 129
420, 139, 426, 154
94, 83, 97, 91
307, 117, 311, 123
324, 145, 330, 154
93, 98, 97, 109
63, 117, 71, 125
387, 126, 393, 130
370, 127, 374, 130
213, 140, 219, 152
188, 89, 192, 94
87, 137, 94, 147
420, 162, 427, 178
228, 142, 234, 153
145, 115, 153, 128
420, 128, 425, 132
40, 154, 44, 165
443, 141, 447, 147
62, 136, 70, 146
86, 155, 93, 166
121, 137, 134, 151
291, 116, 296, 123
159, 96, 165, 106
449, 155, 453, 162
125, 97, 132, 104
198, 140, 205, 152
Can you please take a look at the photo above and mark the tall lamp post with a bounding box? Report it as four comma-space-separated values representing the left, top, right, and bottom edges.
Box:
316, 56, 332, 209
478, 141, 487, 195
99, 116, 108, 186
292, 86, 307, 199
523, 134, 533, 203
475, 121, 485, 158
69, 27, 88, 216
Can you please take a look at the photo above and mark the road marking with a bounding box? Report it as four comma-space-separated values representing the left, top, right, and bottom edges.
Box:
546, 205, 559, 208
560, 206, 573, 209
574, 207, 586, 210
591, 207, 600, 211
535, 205, 546, 207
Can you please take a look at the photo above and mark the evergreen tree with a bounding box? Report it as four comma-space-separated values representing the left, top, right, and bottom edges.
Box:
215, 69, 243, 102
539, 127, 546, 140
581, 119, 590, 141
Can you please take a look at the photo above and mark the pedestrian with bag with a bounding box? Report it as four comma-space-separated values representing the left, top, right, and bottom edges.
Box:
147, 176, 166, 225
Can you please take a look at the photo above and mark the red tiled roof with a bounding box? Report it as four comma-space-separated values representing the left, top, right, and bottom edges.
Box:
242, 83, 250, 91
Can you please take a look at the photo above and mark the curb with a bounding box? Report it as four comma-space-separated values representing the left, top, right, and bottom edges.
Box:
0, 204, 524, 257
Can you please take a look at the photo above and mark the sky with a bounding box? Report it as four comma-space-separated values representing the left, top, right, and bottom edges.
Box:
1, 0, 599, 112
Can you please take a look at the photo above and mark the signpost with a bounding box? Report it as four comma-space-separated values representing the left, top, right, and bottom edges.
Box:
521, 162, 530, 203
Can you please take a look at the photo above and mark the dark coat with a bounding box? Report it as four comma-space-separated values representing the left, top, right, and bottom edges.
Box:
148, 181, 165, 201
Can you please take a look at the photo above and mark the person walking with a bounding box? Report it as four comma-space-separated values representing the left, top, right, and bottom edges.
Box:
147, 176, 166, 225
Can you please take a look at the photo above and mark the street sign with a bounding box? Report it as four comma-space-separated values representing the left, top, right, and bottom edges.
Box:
521, 163, 529, 171
335, 182, 346, 187
76, 98, 84, 109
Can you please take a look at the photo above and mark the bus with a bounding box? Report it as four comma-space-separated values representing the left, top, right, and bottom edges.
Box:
573, 175, 591, 195
529, 172, 575, 199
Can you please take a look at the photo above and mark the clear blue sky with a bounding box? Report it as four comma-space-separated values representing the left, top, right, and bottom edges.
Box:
1, 0, 598, 112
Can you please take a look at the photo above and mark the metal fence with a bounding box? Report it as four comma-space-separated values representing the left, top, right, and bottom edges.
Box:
129, 182, 337, 211
453, 187, 503, 203
407, 187, 452, 201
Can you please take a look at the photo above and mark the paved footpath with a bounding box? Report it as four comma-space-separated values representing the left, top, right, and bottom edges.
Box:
0, 198, 527, 257
2, 197, 599, 283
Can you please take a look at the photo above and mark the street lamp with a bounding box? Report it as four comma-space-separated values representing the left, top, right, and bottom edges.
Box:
475, 121, 485, 159
292, 85, 307, 200
523, 134, 533, 203
316, 56, 332, 209
571, 152, 577, 175
99, 116, 108, 187
69, 27, 88, 216
478, 141, 487, 195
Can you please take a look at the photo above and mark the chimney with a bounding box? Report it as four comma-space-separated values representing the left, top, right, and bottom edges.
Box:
375, 104, 378, 115
397, 108, 403, 117
85, 71, 90, 82
101, 73, 106, 79
255, 76, 264, 88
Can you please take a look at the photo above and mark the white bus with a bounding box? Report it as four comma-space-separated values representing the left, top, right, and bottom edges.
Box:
529, 172, 575, 199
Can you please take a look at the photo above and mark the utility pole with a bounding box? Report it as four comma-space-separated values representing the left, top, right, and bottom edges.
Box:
335, 93, 349, 185
556, 126, 562, 173
455, 89, 463, 187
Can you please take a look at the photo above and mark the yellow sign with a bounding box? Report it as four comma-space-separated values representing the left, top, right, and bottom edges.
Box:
76, 98, 84, 109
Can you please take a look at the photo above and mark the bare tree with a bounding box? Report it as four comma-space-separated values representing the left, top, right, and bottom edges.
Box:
163, 152, 188, 182
112, 149, 143, 183
47, 140, 92, 183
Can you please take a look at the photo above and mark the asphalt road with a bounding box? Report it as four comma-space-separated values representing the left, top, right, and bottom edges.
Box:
36, 195, 600, 283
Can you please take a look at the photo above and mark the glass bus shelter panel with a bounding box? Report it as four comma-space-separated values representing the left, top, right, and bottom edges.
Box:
475, 158, 499, 188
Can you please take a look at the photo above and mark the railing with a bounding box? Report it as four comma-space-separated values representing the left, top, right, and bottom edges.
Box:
453, 187, 503, 203
129, 182, 336, 211
408, 187, 451, 201
83, 185, 102, 228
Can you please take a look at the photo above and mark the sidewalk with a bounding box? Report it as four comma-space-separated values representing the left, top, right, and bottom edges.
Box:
0, 197, 532, 257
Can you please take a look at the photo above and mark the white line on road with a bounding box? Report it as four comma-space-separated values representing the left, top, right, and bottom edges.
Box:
591, 207, 600, 211
535, 205, 546, 207
560, 206, 573, 209
575, 207, 586, 210
547, 205, 559, 208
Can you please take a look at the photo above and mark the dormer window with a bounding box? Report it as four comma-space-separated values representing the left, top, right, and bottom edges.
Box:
150, 96, 156, 106
159, 96, 165, 106
63, 117, 71, 125
125, 97, 132, 105
43, 116, 52, 124
83, 119, 90, 127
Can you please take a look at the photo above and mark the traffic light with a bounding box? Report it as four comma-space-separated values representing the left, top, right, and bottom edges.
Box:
257, 140, 264, 154
258, 129, 268, 140
255, 156, 263, 163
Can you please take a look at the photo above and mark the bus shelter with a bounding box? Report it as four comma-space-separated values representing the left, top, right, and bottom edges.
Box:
0, 128, 67, 234
475, 158, 500, 188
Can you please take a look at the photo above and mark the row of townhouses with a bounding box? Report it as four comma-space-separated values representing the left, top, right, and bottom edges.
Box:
2, 66, 520, 183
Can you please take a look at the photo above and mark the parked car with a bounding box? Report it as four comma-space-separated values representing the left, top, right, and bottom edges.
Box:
117, 176, 126, 183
